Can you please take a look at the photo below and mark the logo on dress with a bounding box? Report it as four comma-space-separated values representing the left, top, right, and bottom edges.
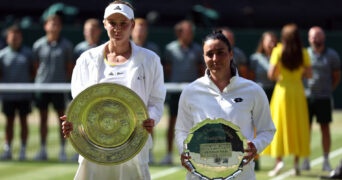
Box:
137, 75, 145, 80
233, 98, 243, 103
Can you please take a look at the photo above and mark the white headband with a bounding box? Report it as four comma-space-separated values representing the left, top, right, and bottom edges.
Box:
104, 4, 134, 19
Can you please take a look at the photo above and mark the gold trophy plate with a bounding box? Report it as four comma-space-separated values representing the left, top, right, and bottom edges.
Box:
66, 83, 149, 165
184, 118, 247, 179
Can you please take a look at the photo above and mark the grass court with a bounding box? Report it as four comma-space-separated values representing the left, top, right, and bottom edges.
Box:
0, 106, 342, 180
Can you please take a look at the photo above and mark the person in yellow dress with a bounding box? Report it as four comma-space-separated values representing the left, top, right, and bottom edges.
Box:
263, 23, 312, 177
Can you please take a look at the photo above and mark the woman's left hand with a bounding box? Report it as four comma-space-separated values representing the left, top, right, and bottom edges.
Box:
143, 118, 155, 134
243, 141, 257, 166
60, 115, 73, 138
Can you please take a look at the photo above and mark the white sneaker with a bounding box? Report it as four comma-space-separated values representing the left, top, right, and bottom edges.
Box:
19, 148, 26, 161
59, 151, 67, 162
160, 154, 173, 165
268, 161, 284, 177
301, 158, 310, 170
323, 159, 332, 171
34, 149, 47, 161
0, 150, 12, 160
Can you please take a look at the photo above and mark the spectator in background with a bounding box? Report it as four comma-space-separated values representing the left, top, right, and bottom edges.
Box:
249, 31, 278, 170
71, 18, 103, 161
249, 31, 278, 101
301, 26, 341, 172
74, 18, 103, 60
263, 23, 312, 177
33, 14, 74, 161
131, 17, 161, 164
131, 17, 160, 55
0, 25, 34, 161
219, 27, 249, 78
161, 19, 205, 165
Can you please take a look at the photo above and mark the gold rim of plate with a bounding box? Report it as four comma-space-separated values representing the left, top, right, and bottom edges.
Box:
66, 83, 149, 165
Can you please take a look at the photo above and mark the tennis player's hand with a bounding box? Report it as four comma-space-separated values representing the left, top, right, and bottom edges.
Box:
60, 115, 73, 138
181, 152, 193, 172
143, 118, 154, 134
243, 141, 257, 165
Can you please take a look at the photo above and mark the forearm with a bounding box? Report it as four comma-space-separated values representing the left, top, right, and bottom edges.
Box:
252, 129, 276, 153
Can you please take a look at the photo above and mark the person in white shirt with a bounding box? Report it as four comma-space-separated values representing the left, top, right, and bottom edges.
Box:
175, 30, 276, 179
60, 1, 166, 179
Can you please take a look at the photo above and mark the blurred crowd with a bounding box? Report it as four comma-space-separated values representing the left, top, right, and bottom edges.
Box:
0, 4, 341, 179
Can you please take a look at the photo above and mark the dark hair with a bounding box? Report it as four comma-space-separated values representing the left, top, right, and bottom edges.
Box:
202, 29, 232, 52
174, 20, 194, 37
255, 31, 278, 54
5, 25, 22, 36
203, 30, 236, 76
281, 23, 303, 70
44, 14, 62, 24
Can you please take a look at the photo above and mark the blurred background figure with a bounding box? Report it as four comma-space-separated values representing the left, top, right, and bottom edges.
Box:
71, 17, 103, 162
301, 26, 341, 172
161, 19, 204, 165
0, 25, 34, 161
249, 31, 278, 101
73, 18, 103, 60
249, 31, 278, 170
131, 17, 161, 165
219, 27, 249, 79
263, 23, 312, 177
32, 14, 73, 162
131, 17, 160, 55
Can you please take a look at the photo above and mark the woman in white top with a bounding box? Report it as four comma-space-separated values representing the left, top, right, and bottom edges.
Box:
175, 30, 276, 179
61, 1, 166, 180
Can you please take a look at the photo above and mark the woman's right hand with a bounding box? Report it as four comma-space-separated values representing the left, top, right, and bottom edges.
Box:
181, 152, 193, 172
60, 115, 73, 138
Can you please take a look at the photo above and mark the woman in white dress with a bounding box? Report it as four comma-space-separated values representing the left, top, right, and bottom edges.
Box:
60, 1, 166, 179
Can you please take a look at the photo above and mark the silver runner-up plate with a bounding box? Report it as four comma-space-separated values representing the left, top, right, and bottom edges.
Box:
66, 83, 149, 165
183, 118, 247, 180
